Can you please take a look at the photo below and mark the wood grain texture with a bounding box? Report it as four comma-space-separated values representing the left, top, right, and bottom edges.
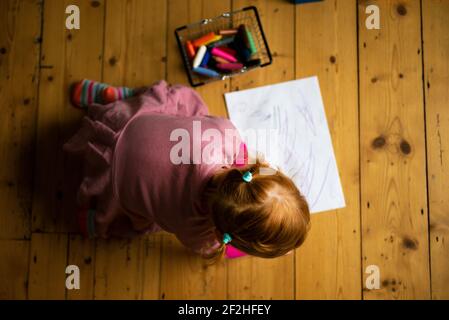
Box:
103, 0, 167, 87
228, 0, 295, 300
0, 0, 41, 239
140, 235, 162, 299
66, 235, 95, 300
422, 0, 449, 300
93, 236, 161, 299
28, 233, 68, 299
33, 0, 105, 233
295, 0, 361, 299
0, 240, 29, 299
94, 238, 143, 299
358, 0, 430, 299
160, 234, 226, 299
160, 0, 231, 299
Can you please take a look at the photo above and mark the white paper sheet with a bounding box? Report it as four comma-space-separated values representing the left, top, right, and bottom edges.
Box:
224, 76, 345, 214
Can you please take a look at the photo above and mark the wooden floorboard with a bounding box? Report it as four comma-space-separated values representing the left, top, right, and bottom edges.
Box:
28, 233, 68, 299
0, 0, 41, 240
295, 0, 361, 299
422, 0, 449, 300
0, 240, 29, 299
358, 0, 430, 299
33, 0, 105, 233
0, 0, 447, 300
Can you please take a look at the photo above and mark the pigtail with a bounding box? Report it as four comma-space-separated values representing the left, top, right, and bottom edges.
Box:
205, 242, 226, 265
203, 155, 311, 262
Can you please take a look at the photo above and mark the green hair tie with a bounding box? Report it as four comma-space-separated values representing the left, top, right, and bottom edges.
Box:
242, 171, 252, 183
223, 233, 232, 244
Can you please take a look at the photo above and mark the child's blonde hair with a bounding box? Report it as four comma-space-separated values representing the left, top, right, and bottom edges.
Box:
203, 159, 311, 262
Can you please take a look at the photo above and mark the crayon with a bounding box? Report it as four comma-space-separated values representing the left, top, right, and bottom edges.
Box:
237, 25, 248, 46
200, 49, 211, 67
216, 63, 244, 71
185, 40, 196, 59
231, 40, 251, 62
212, 56, 231, 64
192, 45, 207, 68
207, 36, 235, 48
193, 67, 221, 78
241, 25, 257, 55
246, 30, 257, 54
232, 31, 252, 62
219, 29, 238, 35
211, 47, 237, 63
237, 24, 257, 55
217, 46, 237, 57
202, 34, 223, 46
192, 32, 217, 47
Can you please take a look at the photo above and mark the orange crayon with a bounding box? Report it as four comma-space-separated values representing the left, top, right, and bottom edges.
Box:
185, 40, 196, 59
192, 32, 216, 47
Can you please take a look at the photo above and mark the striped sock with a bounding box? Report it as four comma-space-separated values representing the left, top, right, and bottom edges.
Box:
71, 79, 135, 108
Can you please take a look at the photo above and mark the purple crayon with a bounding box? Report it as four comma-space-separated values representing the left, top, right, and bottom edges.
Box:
210, 47, 237, 63
216, 63, 244, 71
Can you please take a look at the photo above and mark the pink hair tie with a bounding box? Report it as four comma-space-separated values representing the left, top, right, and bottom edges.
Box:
234, 143, 248, 167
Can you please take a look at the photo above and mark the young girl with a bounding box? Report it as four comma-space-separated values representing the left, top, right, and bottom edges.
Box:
64, 79, 311, 260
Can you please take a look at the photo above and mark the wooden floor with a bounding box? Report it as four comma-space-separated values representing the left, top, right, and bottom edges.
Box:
0, 0, 448, 300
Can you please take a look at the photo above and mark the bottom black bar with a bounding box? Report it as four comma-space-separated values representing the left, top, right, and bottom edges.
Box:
1, 300, 447, 319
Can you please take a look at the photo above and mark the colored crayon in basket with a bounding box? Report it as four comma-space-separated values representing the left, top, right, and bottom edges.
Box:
212, 56, 231, 64
193, 45, 207, 68
240, 25, 257, 55
216, 63, 244, 71
185, 40, 196, 60
231, 40, 251, 62
211, 47, 237, 63
219, 29, 238, 35
192, 32, 216, 47
202, 34, 222, 46
193, 67, 221, 78
232, 31, 252, 62
200, 49, 211, 67
207, 36, 235, 48
217, 46, 237, 57
246, 30, 257, 54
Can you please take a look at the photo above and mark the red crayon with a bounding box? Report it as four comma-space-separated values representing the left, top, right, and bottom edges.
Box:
218, 46, 237, 57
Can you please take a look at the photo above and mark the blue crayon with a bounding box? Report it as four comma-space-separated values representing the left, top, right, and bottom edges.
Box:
193, 67, 221, 78
200, 49, 211, 67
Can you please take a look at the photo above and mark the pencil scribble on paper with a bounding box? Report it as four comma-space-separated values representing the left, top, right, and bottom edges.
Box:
225, 77, 345, 214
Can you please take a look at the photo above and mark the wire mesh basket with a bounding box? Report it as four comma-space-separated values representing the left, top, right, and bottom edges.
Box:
175, 6, 272, 87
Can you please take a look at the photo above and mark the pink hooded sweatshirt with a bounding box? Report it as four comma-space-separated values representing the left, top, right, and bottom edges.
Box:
63, 80, 242, 256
